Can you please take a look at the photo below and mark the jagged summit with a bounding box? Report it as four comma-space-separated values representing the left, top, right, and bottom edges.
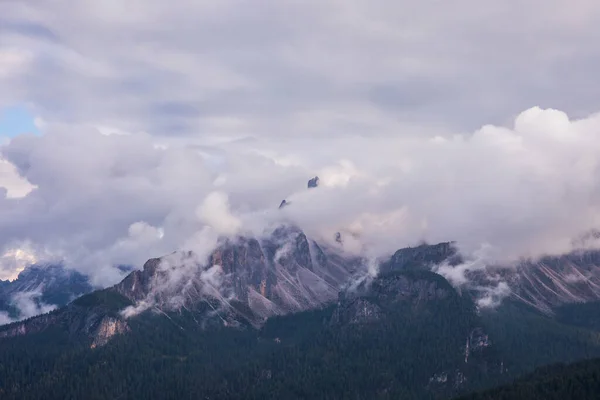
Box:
335, 232, 342, 244
278, 175, 319, 209
308, 176, 320, 188
380, 242, 461, 274
114, 226, 363, 326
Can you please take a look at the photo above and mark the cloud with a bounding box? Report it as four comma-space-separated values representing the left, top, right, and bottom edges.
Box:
196, 192, 241, 236
0, 157, 35, 199
2, 1, 600, 298
0, 288, 57, 326
10, 289, 57, 318
0, 243, 38, 280
3, 106, 600, 288
2, 0, 600, 137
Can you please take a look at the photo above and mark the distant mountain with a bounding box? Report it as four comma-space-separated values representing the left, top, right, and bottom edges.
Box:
0, 264, 94, 323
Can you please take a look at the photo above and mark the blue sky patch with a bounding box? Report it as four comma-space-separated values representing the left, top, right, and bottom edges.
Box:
0, 105, 41, 138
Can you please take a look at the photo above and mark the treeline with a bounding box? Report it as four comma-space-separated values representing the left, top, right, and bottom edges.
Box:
0, 289, 487, 400
2, 285, 600, 399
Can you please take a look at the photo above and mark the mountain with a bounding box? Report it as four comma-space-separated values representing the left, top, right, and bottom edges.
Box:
114, 225, 363, 326
380, 242, 462, 274
380, 242, 600, 314
3, 177, 600, 398
0, 225, 362, 345
0, 259, 504, 399
307, 175, 320, 188
2, 238, 600, 349
0, 264, 94, 323
507, 251, 600, 314
3, 238, 600, 399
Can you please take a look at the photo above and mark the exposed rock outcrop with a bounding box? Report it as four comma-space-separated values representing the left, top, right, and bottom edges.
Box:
90, 317, 129, 348
114, 226, 364, 326
307, 176, 320, 189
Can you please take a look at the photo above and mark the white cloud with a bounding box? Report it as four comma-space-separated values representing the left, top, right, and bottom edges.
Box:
0, 158, 36, 199
3, 1, 600, 133
0, 243, 38, 280
3, 105, 600, 285
196, 192, 242, 236
0, 289, 58, 326
2, 1, 600, 292
0, 48, 32, 79
10, 289, 56, 319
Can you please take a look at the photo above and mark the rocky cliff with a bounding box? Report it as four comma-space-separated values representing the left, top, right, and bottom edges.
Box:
115, 225, 364, 326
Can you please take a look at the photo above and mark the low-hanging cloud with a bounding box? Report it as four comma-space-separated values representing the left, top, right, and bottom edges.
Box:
0, 289, 57, 325
1, 106, 600, 299
275, 107, 600, 263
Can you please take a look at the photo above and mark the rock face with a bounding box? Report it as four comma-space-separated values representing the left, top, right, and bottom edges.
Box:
332, 271, 453, 325
115, 226, 364, 326
460, 250, 600, 314
381, 241, 600, 314
508, 252, 600, 313
380, 242, 461, 274
90, 317, 129, 348
307, 176, 320, 189
335, 232, 342, 244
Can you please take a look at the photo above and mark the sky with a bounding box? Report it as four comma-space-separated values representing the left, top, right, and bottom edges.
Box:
0, 105, 40, 139
2, 0, 600, 284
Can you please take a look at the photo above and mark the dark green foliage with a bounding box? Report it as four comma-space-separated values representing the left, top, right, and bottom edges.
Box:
2, 272, 600, 400
554, 301, 600, 331
0, 271, 493, 400
479, 300, 600, 376
458, 358, 600, 400
71, 290, 133, 312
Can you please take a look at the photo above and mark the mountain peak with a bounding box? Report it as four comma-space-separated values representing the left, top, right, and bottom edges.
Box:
112, 227, 363, 327
307, 176, 320, 189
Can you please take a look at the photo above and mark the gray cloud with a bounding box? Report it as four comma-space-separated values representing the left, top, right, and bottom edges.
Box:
2, 0, 600, 136
3, 105, 600, 287
2, 1, 600, 288
0, 288, 57, 325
